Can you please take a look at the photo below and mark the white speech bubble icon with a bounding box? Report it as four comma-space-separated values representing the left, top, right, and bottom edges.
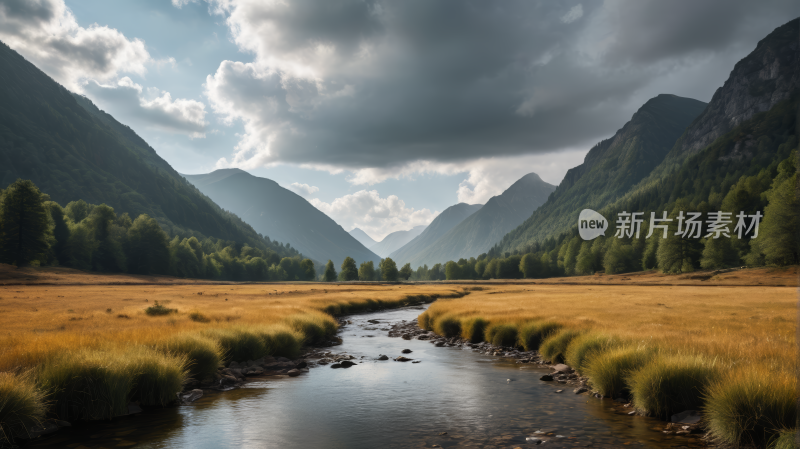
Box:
578, 209, 608, 240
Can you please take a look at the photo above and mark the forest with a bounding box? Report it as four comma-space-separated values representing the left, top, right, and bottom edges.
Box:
0, 179, 316, 282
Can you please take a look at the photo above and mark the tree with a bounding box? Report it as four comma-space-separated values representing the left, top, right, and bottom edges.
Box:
46, 202, 70, 266
700, 237, 739, 269
519, 253, 541, 278
339, 256, 358, 281
126, 214, 170, 274
323, 260, 337, 281
563, 237, 581, 275
64, 199, 92, 223
358, 260, 376, 281
603, 238, 634, 274
88, 204, 125, 272
380, 257, 399, 281
0, 179, 52, 266
574, 242, 594, 275
444, 260, 460, 280
300, 259, 316, 281
398, 263, 412, 280
749, 156, 799, 266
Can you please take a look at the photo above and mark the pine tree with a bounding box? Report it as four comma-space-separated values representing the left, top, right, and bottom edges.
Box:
323, 260, 337, 282
0, 179, 52, 266
574, 242, 594, 274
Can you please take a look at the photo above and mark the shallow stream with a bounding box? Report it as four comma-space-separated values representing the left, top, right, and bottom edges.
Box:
28, 306, 704, 448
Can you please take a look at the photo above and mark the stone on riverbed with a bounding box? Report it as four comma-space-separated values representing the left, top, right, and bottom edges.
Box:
287, 369, 302, 377
340, 360, 356, 368
394, 356, 413, 362
377, 355, 389, 360
552, 363, 572, 373
671, 410, 702, 424
401, 349, 412, 354
180, 389, 203, 403
539, 374, 554, 381
331, 363, 343, 369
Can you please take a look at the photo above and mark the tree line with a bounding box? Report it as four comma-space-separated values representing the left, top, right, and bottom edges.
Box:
0, 179, 316, 281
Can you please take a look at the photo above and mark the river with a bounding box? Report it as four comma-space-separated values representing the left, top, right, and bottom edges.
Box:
28, 306, 703, 448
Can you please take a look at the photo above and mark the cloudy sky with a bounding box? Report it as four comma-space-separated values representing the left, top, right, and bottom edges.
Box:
1, 0, 797, 239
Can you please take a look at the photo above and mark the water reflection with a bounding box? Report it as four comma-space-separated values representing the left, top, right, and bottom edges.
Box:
27, 307, 703, 448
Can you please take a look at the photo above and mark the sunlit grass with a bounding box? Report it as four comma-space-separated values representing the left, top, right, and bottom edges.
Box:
518, 320, 562, 352
539, 328, 584, 364
0, 372, 46, 445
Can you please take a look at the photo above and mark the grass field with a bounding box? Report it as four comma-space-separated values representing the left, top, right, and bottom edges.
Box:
0, 265, 796, 447
418, 268, 798, 448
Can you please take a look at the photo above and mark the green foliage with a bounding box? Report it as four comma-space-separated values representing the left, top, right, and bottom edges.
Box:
358, 260, 376, 281
200, 328, 267, 363
628, 355, 720, 419
380, 257, 399, 281
584, 345, 654, 398
145, 301, 177, 316
158, 334, 222, 380
125, 347, 187, 407
485, 323, 518, 347
705, 370, 798, 447
539, 328, 584, 364
323, 260, 337, 282
398, 262, 413, 280
127, 215, 170, 275
0, 179, 52, 266
769, 430, 798, 449
460, 317, 488, 343
565, 333, 619, 371
339, 257, 358, 281
433, 315, 461, 338
518, 321, 562, 352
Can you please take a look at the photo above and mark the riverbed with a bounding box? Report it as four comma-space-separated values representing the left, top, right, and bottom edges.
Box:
28, 306, 704, 448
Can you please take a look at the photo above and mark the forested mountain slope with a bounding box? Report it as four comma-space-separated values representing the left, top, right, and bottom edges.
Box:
389, 202, 482, 265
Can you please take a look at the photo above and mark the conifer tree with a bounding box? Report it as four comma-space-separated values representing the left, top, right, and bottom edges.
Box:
323, 260, 337, 281
380, 257, 399, 281
339, 256, 358, 281
0, 179, 52, 266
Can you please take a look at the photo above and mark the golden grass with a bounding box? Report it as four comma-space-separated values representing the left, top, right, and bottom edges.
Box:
0, 283, 464, 372
419, 284, 797, 372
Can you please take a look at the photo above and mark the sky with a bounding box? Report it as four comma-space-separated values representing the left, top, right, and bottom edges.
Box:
0, 0, 797, 240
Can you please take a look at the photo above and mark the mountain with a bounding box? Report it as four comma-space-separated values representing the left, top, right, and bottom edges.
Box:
498, 94, 707, 249
0, 40, 282, 253
403, 174, 555, 267
183, 169, 381, 266
349, 228, 378, 248
389, 203, 483, 265
369, 225, 426, 258
497, 17, 799, 256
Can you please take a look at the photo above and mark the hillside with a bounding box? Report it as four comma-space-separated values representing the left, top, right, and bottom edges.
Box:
349, 228, 378, 248
390, 203, 482, 265
405, 173, 555, 267
0, 40, 283, 254
499, 94, 707, 249
183, 169, 381, 266
370, 225, 426, 258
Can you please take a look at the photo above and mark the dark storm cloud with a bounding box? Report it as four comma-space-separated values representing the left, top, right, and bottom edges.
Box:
204, 0, 799, 174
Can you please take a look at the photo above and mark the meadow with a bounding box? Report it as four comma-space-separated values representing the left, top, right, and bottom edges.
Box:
418, 272, 797, 448
0, 266, 796, 448
0, 278, 463, 444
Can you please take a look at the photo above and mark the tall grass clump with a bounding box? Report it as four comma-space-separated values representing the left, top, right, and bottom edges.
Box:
201, 328, 267, 363
627, 354, 720, 419
460, 317, 488, 343
253, 325, 304, 358
145, 301, 177, 316
125, 347, 187, 407
768, 429, 798, 449
540, 328, 584, 364
158, 334, 223, 381
584, 345, 654, 398
433, 315, 461, 338
565, 333, 619, 372
286, 313, 337, 344
188, 311, 210, 323
705, 369, 798, 447
518, 321, 562, 352
0, 372, 46, 445
37, 349, 132, 421
485, 323, 518, 347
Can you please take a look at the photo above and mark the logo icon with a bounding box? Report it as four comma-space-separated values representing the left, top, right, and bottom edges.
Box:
579, 209, 607, 240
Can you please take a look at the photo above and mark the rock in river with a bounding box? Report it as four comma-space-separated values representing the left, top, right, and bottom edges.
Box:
394, 356, 413, 362
287, 369, 302, 377
401, 349, 412, 354
340, 360, 356, 368
539, 374, 554, 381
377, 355, 389, 360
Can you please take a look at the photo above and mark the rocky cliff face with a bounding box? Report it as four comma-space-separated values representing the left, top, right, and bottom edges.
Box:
676, 18, 799, 157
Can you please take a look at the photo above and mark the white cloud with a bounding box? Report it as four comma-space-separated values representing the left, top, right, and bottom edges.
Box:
289, 182, 319, 197
83, 77, 208, 138
561, 5, 584, 24
0, 0, 152, 91
309, 190, 438, 241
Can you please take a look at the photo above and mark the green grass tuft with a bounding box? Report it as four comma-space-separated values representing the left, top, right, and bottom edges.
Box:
0, 372, 46, 445
460, 317, 488, 343
158, 334, 222, 381
434, 315, 462, 338
485, 323, 518, 347
188, 311, 210, 323
584, 345, 654, 398
253, 325, 304, 358
565, 333, 619, 372
518, 321, 562, 352
769, 429, 799, 449
145, 301, 177, 316
37, 348, 132, 421
286, 314, 338, 344
201, 328, 267, 363
705, 369, 798, 447
125, 347, 187, 407
628, 354, 720, 419
540, 328, 584, 363
417, 312, 432, 330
